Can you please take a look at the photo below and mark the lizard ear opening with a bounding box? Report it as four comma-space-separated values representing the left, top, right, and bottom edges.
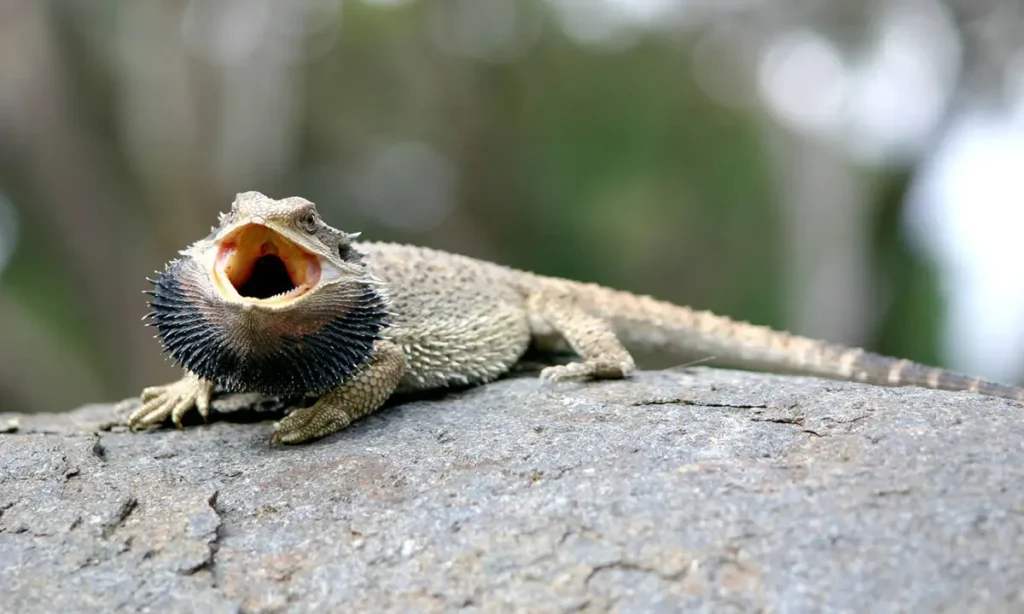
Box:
335, 230, 362, 262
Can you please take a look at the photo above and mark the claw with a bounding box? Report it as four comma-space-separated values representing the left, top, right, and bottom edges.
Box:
272, 409, 311, 445
196, 391, 211, 423
171, 397, 189, 429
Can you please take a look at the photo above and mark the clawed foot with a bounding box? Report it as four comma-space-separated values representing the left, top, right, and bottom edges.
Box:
127, 373, 213, 431
270, 402, 352, 445
540, 358, 635, 382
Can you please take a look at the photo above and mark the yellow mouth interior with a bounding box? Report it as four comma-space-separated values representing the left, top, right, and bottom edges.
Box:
213, 224, 321, 305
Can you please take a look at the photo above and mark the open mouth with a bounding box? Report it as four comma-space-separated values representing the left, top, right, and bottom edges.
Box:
213, 224, 322, 305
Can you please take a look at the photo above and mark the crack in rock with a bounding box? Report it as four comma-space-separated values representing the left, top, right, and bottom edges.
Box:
185, 489, 224, 584
828, 413, 871, 425
630, 397, 770, 411
693, 401, 769, 411
585, 559, 688, 585
751, 415, 805, 426
100, 496, 138, 539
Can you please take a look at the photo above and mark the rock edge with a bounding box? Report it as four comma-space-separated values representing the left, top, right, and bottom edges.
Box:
2, 368, 1024, 613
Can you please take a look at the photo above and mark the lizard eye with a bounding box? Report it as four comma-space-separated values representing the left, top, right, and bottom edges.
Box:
300, 211, 318, 233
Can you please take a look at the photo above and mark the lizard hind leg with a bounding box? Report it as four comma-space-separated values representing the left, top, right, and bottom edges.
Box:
526, 293, 635, 381
272, 339, 407, 444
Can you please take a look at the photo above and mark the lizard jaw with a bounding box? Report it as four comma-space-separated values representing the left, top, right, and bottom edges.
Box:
211, 223, 330, 308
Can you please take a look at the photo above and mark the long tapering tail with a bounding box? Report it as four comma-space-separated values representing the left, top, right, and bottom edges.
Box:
555, 278, 1024, 402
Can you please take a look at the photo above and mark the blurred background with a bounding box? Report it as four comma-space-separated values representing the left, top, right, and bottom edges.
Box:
2, 0, 1024, 414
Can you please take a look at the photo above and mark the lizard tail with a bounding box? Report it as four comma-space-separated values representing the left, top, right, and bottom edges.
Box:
562, 280, 1024, 402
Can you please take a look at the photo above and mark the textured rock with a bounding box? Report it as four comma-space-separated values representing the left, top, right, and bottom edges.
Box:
2, 368, 1024, 613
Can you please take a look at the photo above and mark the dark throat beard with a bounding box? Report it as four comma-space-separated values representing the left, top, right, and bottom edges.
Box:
145, 256, 389, 396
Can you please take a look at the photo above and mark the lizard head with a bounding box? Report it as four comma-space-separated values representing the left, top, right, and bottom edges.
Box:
146, 191, 389, 396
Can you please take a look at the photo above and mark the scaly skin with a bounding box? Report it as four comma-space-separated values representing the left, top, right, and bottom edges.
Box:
127, 192, 1024, 444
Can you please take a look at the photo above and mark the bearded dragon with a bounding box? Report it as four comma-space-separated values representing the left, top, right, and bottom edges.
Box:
127, 191, 1024, 444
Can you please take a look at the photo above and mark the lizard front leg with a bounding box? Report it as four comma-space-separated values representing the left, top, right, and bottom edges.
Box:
271, 339, 407, 444
526, 293, 635, 381
128, 371, 214, 430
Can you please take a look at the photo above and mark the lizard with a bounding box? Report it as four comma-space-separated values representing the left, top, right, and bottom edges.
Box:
127, 191, 1024, 444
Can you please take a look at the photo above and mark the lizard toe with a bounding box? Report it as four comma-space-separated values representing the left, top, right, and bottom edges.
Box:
195, 390, 212, 422
140, 385, 168, 403
540, 363, 588, 381
170, 394, 196, 428
273, 405, 352, 445
128, 375, 212, 431
128, 395, 175, 430
540, 359, 634, 382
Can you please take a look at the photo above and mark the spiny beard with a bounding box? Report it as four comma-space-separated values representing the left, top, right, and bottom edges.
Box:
145, 256, 390, 396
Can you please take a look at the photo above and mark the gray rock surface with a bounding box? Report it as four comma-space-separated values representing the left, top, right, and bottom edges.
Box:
2, 368, 1024, 613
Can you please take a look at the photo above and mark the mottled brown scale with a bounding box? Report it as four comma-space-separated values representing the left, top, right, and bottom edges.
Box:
128, 191, 1024, 445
